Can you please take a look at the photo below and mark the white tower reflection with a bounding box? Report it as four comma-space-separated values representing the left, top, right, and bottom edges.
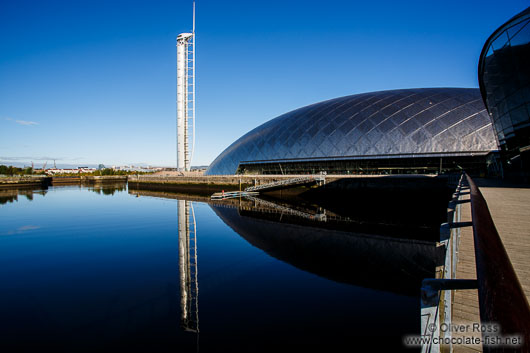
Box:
178, 200, 199, 333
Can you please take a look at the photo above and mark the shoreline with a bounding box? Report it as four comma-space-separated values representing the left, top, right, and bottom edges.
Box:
0, 175, 128, 189
1, 173, 454, 194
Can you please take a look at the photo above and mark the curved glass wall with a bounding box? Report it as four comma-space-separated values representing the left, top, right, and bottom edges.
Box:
479, 7, 530, 175
206, 88, 498, 175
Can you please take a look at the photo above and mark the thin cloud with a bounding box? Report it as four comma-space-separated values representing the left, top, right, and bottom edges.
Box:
0, 156, 34, 161
4, 117, 39, 126
15, 120, 39, 126
0, 156, 59, 161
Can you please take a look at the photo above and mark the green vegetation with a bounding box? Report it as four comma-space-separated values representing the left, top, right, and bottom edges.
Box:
93, 168, 129, 176
0, 164, 155, 177
0, 165, 34, 176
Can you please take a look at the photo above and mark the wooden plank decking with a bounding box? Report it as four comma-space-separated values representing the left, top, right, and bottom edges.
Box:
453, 189, 482, 352
452, 181, 530, 353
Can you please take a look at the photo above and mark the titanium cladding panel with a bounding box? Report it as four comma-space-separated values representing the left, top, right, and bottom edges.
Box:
206, 88, 499, 175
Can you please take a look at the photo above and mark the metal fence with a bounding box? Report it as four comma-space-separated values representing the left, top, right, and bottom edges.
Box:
420, 173, 530, 353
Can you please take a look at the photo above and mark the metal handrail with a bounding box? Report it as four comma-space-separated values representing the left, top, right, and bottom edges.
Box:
420, 173, 469, 353
465, 173, 530, 352
244, 174, 325, 192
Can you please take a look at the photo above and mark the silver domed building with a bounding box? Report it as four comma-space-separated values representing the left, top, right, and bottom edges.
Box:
206, 88, 499, 175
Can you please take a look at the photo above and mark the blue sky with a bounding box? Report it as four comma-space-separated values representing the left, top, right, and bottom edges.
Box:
1, 0, 528, 168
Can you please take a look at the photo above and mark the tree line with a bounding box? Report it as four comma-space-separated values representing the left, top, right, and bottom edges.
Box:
0, 165, 152, 176
0, 165, 35, 176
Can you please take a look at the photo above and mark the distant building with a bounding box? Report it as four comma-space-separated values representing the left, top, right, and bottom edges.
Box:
478, 6, 530, 179
45, 167, 96, 175
110, 165, 162, 173
205, 88, 499, 176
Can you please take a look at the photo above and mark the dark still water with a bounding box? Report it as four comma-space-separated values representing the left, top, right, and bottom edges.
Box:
0, 184, 445, 352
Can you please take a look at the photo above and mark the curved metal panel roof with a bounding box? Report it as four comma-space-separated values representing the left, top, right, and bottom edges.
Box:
206, 88, 498, 175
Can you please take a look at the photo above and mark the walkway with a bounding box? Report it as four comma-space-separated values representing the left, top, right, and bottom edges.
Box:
452, 180, 530, 353
453, 188, 482, 353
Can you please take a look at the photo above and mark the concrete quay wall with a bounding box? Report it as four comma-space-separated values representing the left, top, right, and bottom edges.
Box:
52, 176, 128, 184
0, 176, 51, 189
0, 175, 128, 188
128, 175, 265, 195
127, 174, 451, 196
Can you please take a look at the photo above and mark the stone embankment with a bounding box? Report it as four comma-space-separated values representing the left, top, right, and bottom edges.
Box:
0, 175, 127, 188
0, 176, 51, 188
127, 174, 279, 195
51, 175, 128, 184
127, 173, 448, 195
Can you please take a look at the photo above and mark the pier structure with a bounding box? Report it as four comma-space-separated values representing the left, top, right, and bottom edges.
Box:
244, 173, 326, 192
211, 173, 326, 199
127, 173, 445, 196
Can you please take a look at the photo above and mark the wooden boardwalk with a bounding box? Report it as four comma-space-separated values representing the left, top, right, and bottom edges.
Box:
452, 181, 530, 353
453, 189, 482, 353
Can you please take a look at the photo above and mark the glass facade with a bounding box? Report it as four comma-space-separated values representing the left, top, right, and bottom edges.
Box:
238, 154, 497, 176
479, 7, 530, 176
206, 88, 498, 175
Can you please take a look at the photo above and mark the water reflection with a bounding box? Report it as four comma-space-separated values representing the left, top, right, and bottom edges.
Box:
0, 186, 435, 351
209, 195, 442, 296
178, 200, 199, 333
0, 182, 128, 204
0, 188, 47, 205
135, 187, 444, 297
88, 183, 127, 195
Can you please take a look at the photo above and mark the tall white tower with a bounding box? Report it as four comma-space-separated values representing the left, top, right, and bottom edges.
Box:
176, 2, 195, 172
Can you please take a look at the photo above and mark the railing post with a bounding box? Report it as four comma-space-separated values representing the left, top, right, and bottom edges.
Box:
421, 281, 441, 353
420, 173, 468, 353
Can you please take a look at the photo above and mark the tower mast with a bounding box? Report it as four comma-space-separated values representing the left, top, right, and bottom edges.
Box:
177, 1, 195, 172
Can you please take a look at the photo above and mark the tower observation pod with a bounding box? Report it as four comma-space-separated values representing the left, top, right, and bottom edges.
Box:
176, 2, 195, 172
